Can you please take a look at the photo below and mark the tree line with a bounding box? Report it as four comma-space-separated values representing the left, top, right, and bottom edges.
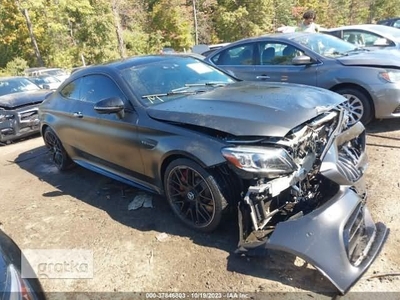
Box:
1, 0, 399, 74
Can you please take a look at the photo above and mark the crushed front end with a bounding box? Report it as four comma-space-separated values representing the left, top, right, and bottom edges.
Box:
0, 105, 40, 144
221, 108, 388, 294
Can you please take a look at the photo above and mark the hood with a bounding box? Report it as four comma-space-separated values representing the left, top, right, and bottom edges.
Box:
147, 81, 345, 137
0, 90, 52, 109
337, 49, 400, 67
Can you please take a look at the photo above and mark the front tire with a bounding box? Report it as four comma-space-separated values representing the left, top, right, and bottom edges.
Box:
164, 158, 227, 232
43, 127, 74, 171
335, 87, 373, 125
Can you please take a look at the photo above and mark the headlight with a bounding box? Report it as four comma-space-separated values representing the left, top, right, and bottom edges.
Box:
379, 70, 400, 83
0, 112, 14, 123
221, 146, 298, 176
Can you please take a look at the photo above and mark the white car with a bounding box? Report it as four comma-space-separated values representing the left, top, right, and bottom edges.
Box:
323, 24, 400, 50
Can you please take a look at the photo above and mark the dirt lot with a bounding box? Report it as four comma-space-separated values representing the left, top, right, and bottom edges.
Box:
1, 119, 400, 300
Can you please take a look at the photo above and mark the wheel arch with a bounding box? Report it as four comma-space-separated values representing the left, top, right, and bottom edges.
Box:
330, 83, 376, 118
40, 124, 50, 137
160, 152, 243, 206
159, 152, 209, 191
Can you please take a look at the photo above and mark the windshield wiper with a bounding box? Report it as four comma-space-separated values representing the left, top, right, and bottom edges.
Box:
184, 81, 229, 87
141, 88, 206, 103
141, 82, 228, 103
344, 47, 370, 54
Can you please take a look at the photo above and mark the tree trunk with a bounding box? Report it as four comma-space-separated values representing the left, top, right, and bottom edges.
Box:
21, 7, 44, 66
112, 1, 126, 58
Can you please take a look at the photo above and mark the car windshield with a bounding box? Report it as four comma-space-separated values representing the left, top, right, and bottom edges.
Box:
122, 57, 236, 106
0, 78, 40, 96
43, 69, 67, 76
293, 33, 358, 58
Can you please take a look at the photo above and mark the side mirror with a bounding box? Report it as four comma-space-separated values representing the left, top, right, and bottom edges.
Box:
292, 55, 313, 65
94, 97, 125, 118
42, 84, 51, 90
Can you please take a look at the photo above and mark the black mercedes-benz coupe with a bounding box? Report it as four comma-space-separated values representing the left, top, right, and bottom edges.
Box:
39, 54, 388, 294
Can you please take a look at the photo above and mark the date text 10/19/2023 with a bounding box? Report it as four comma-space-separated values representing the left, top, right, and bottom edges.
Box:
145, 292, 250, 299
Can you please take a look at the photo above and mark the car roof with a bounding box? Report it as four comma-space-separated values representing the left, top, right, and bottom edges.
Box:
325, 24, 393, 31
0, 76, 31, 81
225, 32, 318, 46
67, 54, 208, 79
378, 17, 400, 22
323, 24, 400, 40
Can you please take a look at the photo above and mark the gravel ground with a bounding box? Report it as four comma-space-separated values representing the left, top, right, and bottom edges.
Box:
0, 119, 399, 300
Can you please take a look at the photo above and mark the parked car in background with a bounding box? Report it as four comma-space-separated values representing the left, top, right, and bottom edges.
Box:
0, 229, 46, 300
377, 17, 400, 28
192, 43, 231, 56
25, 67, 70, 82
28, 75, 62, 90
323, 24, 400, 50
0, 77, 52, 144
39, 54, 387, 294
204, 32, 400, 125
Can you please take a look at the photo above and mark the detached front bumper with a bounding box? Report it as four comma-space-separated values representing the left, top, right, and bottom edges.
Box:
261, 187, 387, 294
236, 121, 389, 294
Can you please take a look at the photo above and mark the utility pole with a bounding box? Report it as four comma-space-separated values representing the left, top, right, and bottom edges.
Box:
193, 0, 198, 45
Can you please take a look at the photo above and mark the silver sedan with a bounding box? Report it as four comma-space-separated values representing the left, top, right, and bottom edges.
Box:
322, 24, 400, 50
205, 32, 400, 125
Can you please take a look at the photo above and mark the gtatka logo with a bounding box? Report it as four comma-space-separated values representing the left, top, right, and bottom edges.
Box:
21, 249, 93, 279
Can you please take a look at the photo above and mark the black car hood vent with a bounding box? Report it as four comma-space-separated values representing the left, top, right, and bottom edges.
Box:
147, 82, 345, 137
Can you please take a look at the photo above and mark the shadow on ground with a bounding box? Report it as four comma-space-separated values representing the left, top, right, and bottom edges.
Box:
366, 118, 400, 134
12, 145, 339, 297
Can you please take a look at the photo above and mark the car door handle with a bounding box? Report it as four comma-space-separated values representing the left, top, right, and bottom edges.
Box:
256, 75, 270, 80
73, 112, 83, 118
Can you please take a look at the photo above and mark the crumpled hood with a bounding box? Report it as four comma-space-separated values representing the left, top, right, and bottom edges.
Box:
338, 49, 400, 67
0, 90, 52, 109
147, 81, 345, 137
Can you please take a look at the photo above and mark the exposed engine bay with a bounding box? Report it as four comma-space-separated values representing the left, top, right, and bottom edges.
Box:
220, 108, 388, 294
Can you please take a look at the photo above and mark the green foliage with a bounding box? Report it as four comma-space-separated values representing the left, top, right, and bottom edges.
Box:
1, 0, 400, 70
150, 0, 194, 51
3, 57, 29, 76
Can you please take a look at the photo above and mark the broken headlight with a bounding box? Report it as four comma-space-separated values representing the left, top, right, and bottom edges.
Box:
221, 146, 298, 177
0, 112, 14, 123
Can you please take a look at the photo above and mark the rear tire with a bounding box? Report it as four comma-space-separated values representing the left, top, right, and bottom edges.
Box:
164, 158, 228, 232
335, 87, 373, 125
43, 127, 74, 171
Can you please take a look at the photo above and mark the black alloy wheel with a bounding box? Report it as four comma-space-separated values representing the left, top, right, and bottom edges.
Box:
43, 127, 73, 171
164, 158, 227, 232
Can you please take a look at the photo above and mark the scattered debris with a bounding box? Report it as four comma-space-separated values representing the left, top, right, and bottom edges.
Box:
156, 232, 169, 242
148, 250, 154, 264
128, 192, 153, 210
364, 272, 400, 280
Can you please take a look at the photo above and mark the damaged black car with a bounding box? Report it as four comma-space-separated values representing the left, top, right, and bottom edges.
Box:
0, 77, 53, 144
38, 54, 388, 294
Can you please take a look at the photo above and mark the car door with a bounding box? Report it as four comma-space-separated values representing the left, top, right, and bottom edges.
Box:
252, 41, 318, 86
210, 40, 318, 86
59, 74, 145, 176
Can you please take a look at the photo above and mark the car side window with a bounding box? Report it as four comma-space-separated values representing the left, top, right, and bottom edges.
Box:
79, 75, 125, 103
211, 44, 254, 65
60, 78, 82, 100
343, 31, 368, 46
257, 42, 304, 65
393, 20, 400, 28
343, 30, 394, 47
